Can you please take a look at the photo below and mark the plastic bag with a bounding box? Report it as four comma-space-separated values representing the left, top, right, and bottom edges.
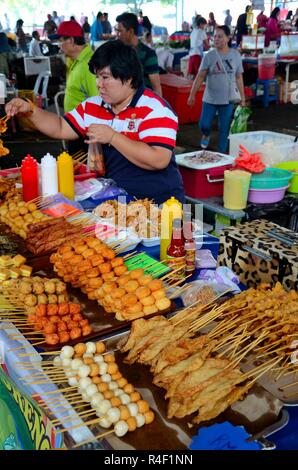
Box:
75, 178, 104, 201
230, 106, 252, 134
234, 145, 266, 173
87, 143, 105, 176
181, 280, 232, 307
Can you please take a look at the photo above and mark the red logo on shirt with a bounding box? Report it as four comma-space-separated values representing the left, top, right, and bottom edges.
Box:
128, 120, 135, 131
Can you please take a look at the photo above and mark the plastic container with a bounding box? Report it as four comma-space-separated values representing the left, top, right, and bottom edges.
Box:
142, 236, 160, 247
247, 185, 289, 204
258, 54, 276, 80
223, 170, 251, 210
40, 153, 58, 196
160, 196, 182, 261
160, 74, 205, 124
274, 161, 298, 193
228, 131, 298, 167
57, 152, 75, 200
175, 151, 235, 198
20, 154, 39, 202
249, 168, 293, 190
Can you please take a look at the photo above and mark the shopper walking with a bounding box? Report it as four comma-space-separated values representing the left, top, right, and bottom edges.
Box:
187, 25, 245, 153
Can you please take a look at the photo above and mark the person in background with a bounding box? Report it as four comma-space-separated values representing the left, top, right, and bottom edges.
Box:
187, 25, 245, 154
286, 11, 293, 21
0, 32, 11, 76
155, 44, 174, 74
224, 10, 232, 27
188, 16, 208, 79
207, 12, 217, 33
116, 12, 162, 96
90, 11, 113, 47
43, 14, 57, 38
70, 16, 78, 22
15, 19, 27, 52
138, 10, 152, 36
256, 11, 268, 29
52, 11, 61, 27
29, 30, 41, 56
265, 7, 281, 47
234, 5, 250, 46
82, 17, 91, 41
5, 40, 185, 204
49, 21, 98, 154
292, 8, 298, 26
102, 13, 112, 35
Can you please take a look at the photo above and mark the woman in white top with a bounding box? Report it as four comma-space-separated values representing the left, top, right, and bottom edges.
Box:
187, 25, 245, 153
188, 17, 208, 79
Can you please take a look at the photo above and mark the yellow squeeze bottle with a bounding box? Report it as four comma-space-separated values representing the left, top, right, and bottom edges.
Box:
160, 196, 183, 261
57, 152, 75, 200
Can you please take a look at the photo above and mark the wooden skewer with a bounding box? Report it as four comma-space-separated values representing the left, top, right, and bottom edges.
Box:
72, 430, 114, 448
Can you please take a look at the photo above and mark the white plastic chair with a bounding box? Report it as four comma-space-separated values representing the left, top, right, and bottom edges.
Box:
33, 71, 51, 108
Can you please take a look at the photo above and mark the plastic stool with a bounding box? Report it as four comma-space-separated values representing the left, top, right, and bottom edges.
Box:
254, 78, 279, 107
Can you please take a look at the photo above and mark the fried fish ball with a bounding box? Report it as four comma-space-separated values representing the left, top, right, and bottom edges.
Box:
117, 377, 128, 388
155, 297, 171, 311
49, 315, 60, 323
117, 274, 131, 286
69, 327, 82, 340
152, 289, 166, 300
82, 248, 96, 259
88, 277, 103, 289
86, 237, 101, 249
82, 324, 92, 336
44, 323, 57, 334
119, 405, 130, 421
103, 390, 114, 400
78, 274, 89, 286
77, 259, 93, 273
107, 363, 118, 375
123, 383, 135, 394
148, 279, 163, 292
140, 295, 155, 306
96, 341, 105, 354
27, 202, 37, 212
58, 245, 73, 255
97, 382, 109, 393
111, 257, 124, 268
23, 213, 33, 223
143, 305, 158, 316
126, 302, 143, 316
103, 353, 115, 363
137, 400, 150, 414
59, 331, 70, 343
127, 416, 137, 432
61, 251, 74, 262
74, 244, 87, 255
135, 286, 151, 299
37, 294, 48, 305
57, 294, 68, 303
47, 304, 59, 316
138, 275, 153, 286
33, 282, 44, 295
24, 294, 37, 307
19, 280, 33, 294
114, 265, 128, 276
102, 272, 116, 282
102, 281, 117, 294
130, 268, 144, 280
48, 294, 58, 304
44, 280, 56, 294
89, 363, 99, 377
69, 254, 84, 266
99, 262, 112, 274
36, 304, 47, 317
125, 280, 139, 293
90, 254, 104, 267
101, 247, 115, 260
57, 320, 67, 332
55, 281, 67, 294
144, 410, 155, 424
74, 343, 87, 355
110, 396, 122, 408
122, 293, 138, 307
86, 267, 100, 278
19, 206, 28, 215
45, 333, 59, 345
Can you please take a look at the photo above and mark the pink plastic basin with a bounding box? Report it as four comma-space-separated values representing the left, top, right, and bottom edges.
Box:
247, 185, 289, 204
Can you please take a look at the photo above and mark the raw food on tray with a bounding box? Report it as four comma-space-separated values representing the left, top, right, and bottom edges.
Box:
184, 151, 224, 164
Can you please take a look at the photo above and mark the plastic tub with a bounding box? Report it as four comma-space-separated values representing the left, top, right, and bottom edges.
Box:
247, 185, 289, 204
258, 54, 276, 80
249, 168, 293, 190
228, 131, 298, 167
274, 162, 298, 193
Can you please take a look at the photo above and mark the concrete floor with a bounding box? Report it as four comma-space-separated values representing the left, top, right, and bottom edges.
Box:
0, 101, 297, 169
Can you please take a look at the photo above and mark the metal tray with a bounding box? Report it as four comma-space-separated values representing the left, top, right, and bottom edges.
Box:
67, 330, 288, 451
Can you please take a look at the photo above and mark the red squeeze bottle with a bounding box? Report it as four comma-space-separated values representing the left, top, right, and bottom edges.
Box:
21, 154, 39, 202
166, 218, 186, 282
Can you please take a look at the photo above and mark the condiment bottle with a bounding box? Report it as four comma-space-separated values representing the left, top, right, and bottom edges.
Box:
166, 218, 186, 281
160, 196, 182, 261
41, 152, 58, 196
184, 219, 196, 275
20, 154, 39, 202
57, 151, 74, 200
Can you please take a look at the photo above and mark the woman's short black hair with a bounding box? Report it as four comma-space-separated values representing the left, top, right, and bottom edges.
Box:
215, 25, 232, 47
89, 39, 143, 89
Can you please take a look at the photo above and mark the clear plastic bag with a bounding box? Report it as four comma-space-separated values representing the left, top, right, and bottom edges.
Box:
181, 280, 231, 307
87, 143, 105, 176
230, 106, 252, 134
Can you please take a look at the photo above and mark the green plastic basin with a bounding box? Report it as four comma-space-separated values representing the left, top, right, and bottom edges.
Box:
249, 168, 293, 190
274, 162, 298, 193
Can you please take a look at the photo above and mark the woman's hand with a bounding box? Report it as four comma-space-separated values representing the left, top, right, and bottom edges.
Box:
85, 124, 116, 145
240, 98, 246, 107
5, 98, 31, 117
187, 95, 195, 107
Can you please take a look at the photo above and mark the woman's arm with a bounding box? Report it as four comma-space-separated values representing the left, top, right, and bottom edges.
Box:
148, 73, 163, 97
5, 98, 78, 140
187, 69, 208, 107
236, 73, 246, 106
85, 124, 172, 170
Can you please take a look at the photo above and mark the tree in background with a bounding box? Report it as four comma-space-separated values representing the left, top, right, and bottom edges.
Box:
101, 0, 175, 14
